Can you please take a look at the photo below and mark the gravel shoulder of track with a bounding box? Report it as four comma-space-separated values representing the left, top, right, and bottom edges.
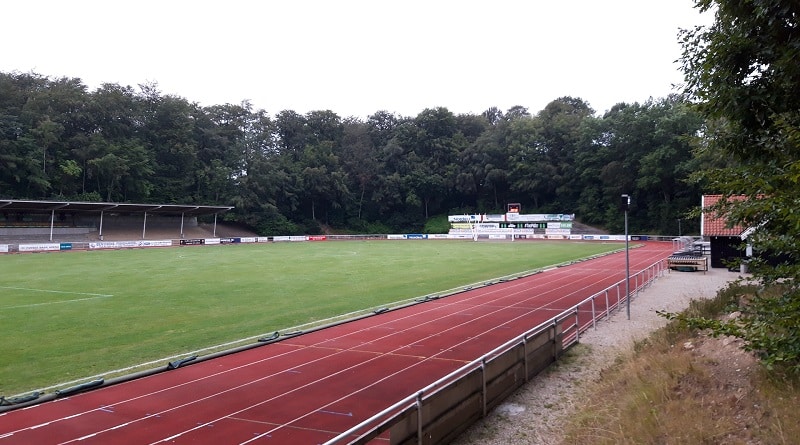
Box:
451, 265, 741, 445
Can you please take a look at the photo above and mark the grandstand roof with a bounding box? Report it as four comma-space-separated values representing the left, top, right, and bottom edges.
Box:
701, 194, 746, 237
0, 199, 233, 216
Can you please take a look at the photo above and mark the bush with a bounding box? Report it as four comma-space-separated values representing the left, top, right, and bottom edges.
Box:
660, 283, 800, 375
422, 215, 451, 234
256, 215, 298, 236
298, 219, 322, 235
385, 213, 423, 233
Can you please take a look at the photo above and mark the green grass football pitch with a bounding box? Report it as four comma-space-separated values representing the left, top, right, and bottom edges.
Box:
0, 240, 623, 396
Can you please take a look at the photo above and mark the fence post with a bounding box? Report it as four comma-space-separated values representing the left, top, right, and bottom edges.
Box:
636, 274, 640, 297
591, 297, 597, 330
605, 289, 610, 318
417, 392, 424, 445
481, 358, 488, 417
552, 319, 559, 358
523, 336, 529, 382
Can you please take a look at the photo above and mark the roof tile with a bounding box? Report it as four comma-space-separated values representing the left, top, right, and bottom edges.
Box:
701, 194, 746, 237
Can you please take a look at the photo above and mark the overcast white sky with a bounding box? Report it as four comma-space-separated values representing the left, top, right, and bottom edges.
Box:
2, 1, 713, 119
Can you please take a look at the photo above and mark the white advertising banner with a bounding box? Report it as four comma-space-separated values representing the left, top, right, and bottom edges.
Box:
19, 243, 61, 252
0, 244, 8, 253
89, 240, 172, 249
274, 235, 309, 242
448, 214, 481, 223
506, 213, 575, 222
483, 214, 505, 222
582, 235, 624, 241
509, 228, 536, 234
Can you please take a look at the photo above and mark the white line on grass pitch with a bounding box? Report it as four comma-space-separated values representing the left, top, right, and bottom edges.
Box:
0, 286, 113, 297
0, 286, 114, 309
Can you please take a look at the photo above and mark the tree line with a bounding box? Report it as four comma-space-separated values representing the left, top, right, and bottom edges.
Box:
1, 71, 710, 235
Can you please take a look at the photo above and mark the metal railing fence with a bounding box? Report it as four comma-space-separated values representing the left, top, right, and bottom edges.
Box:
324, 258, 667, 445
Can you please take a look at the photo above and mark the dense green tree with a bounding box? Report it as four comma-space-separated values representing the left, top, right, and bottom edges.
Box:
405, 107, 459, 219
366, 110, 402, 149
299, 142, 347, 223
481, 106, 504, 125
669, 0, 800, 373
304, 110, 343, 146
139, 93, 200, 203
507, 115, 552, 209
340, 118, 380, 221
573, 98, 703, 233
633, 97, 704, 234
275, 109, 308, 160
533, 97, 595, 211
194, 102, 253, 204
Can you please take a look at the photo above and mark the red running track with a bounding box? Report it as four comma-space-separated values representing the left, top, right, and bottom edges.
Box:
0, 242, 673, 444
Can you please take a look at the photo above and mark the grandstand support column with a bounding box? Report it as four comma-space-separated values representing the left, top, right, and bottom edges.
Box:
48, 204, 67, 241
180, 212, 185, 239
142, 211, 147, 240
213, 213, 218, 237
99, 211, 104, 240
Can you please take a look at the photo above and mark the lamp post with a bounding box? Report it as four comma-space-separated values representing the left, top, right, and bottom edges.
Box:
621, 194, 631, 320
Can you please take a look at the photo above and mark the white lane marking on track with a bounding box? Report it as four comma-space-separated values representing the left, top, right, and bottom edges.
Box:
317, 410, 352, 417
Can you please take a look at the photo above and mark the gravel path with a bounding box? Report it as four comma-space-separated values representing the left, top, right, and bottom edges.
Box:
451, 265, 741, 445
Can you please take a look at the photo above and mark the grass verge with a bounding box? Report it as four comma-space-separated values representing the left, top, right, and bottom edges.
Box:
560, 283, 800, 445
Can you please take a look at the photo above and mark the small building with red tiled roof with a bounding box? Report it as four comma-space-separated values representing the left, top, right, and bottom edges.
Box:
701, 194, 750, 268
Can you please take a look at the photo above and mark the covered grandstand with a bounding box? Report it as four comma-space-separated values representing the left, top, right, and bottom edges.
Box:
0, 199, 234, 243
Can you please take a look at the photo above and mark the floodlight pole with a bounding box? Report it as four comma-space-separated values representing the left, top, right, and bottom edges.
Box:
621, 194, 631, 320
